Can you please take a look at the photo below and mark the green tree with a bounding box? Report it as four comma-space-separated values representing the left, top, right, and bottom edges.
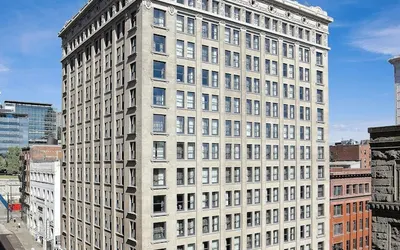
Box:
5, 147, 21, 175
0, 156, 6, 174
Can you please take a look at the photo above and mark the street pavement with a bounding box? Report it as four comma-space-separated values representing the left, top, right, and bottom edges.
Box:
0, 206, 42, 249
3, 218, 42, 250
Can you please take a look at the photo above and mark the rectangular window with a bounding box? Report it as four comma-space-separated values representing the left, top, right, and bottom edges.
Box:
153, 87, 165, 106
153, 9, 166, 27
153, 114, 166, 133
153, 35, 166, 53
153, 61, 166, 79
153, 141, 166, 160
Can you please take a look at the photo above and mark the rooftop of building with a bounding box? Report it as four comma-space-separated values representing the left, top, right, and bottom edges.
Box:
389, 55, 400, 65
368, 125, 400, 144
368, 125, 400, 134
4, 100, 53, 107
330, 161, 371, 176
332, 139, 369, 146
59, 0, 333, 36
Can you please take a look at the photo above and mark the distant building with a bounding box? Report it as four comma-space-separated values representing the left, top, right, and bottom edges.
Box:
330, 161, 372, 249
368, 125, 400, 249
4, 101, 56, 145
56, 112, 62, 142
20, 145, 62, 250
330, 139, 370, 169
389, 56, 400, 124
0, 111, 29, 155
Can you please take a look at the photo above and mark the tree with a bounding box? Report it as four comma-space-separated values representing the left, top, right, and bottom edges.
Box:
5, 147, 21, 175
0, 156, 6, 174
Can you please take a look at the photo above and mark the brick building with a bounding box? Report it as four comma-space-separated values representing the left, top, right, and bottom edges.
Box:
330, 161, 372, 250
330, 140, 370, 169
368, 125, 400, 249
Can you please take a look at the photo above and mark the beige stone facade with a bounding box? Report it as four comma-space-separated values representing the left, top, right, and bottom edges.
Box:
59, 0, 332, 249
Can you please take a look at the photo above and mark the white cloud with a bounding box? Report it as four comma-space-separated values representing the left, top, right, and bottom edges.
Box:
351, 4, 400, 56
330, 119, 394, 143
0, 63, 9, 73
352, 25, 400, 56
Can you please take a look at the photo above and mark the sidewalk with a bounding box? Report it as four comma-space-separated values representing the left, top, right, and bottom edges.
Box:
3, 219, 42, 250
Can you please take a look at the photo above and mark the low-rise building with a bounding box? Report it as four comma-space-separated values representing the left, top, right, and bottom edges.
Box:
330, 140, 370, 169
20, 145, 62, 249
330, 161, 372, 250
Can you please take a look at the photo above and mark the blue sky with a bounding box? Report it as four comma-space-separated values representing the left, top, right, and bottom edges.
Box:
0, 0, 398, 142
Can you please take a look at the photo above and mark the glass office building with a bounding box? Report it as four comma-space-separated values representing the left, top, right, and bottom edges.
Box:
0, 112, 29, 155
4, 101, 56, 144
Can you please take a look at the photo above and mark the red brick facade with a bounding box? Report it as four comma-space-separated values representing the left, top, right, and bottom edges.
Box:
330, 143, 370, 169
330, 167, 372, 250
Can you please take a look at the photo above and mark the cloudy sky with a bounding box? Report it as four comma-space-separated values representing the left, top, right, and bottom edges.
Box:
0, 0, 398, 143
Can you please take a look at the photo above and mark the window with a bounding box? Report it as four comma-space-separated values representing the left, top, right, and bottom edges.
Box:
318, 185, 324, 198
202, 69, 209, 86
153, 87, 165, 106
187, 42, 195, 58
211, 48, 218, 64
187, 17, 195, 34
317, 222, 324, 236
202, 94, 209, 110
334, 223, 343, 236
153, 61, 166, 79
177, 91, 184, 108
202, 46, 209, 62
317, 70, 324, 84
153, 34, 166, 53
334, 204, 343, 216
203, 143, 210, 159
153, 222, 166, 240
153, 115, 166, 133
316, 52, 323, 65
176, 117, 184, 134
153, 196, 166, 213
314, 31, 322, 44
317, 89, 324, 103
318, 165, 324, 178
333, 185, 343, 196
317, 127, 324, 141
177, 65, 184, 82
153, 9, 166, 27
211, 119, 219, 135
176, 40, 184, 57
187, 117, 195, 135
212, 143, 219, 158
318, 146, 324, 160
153, 141, 166, 160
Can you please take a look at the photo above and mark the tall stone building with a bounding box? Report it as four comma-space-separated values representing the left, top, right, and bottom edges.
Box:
369, 125, 400, 249
389, 56, 400, 125
59, 0, 332, 249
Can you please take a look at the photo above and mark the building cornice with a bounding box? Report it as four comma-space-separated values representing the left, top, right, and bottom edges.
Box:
330, 173, 371, 179
389, 56, 400, 65
264, 0, 333, 23
370, 202, 400, 212
59, 0, 97, 37
59, 0, 332, 37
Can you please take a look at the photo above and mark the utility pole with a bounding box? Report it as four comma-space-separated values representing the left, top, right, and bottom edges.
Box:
6, 193, 9, 223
